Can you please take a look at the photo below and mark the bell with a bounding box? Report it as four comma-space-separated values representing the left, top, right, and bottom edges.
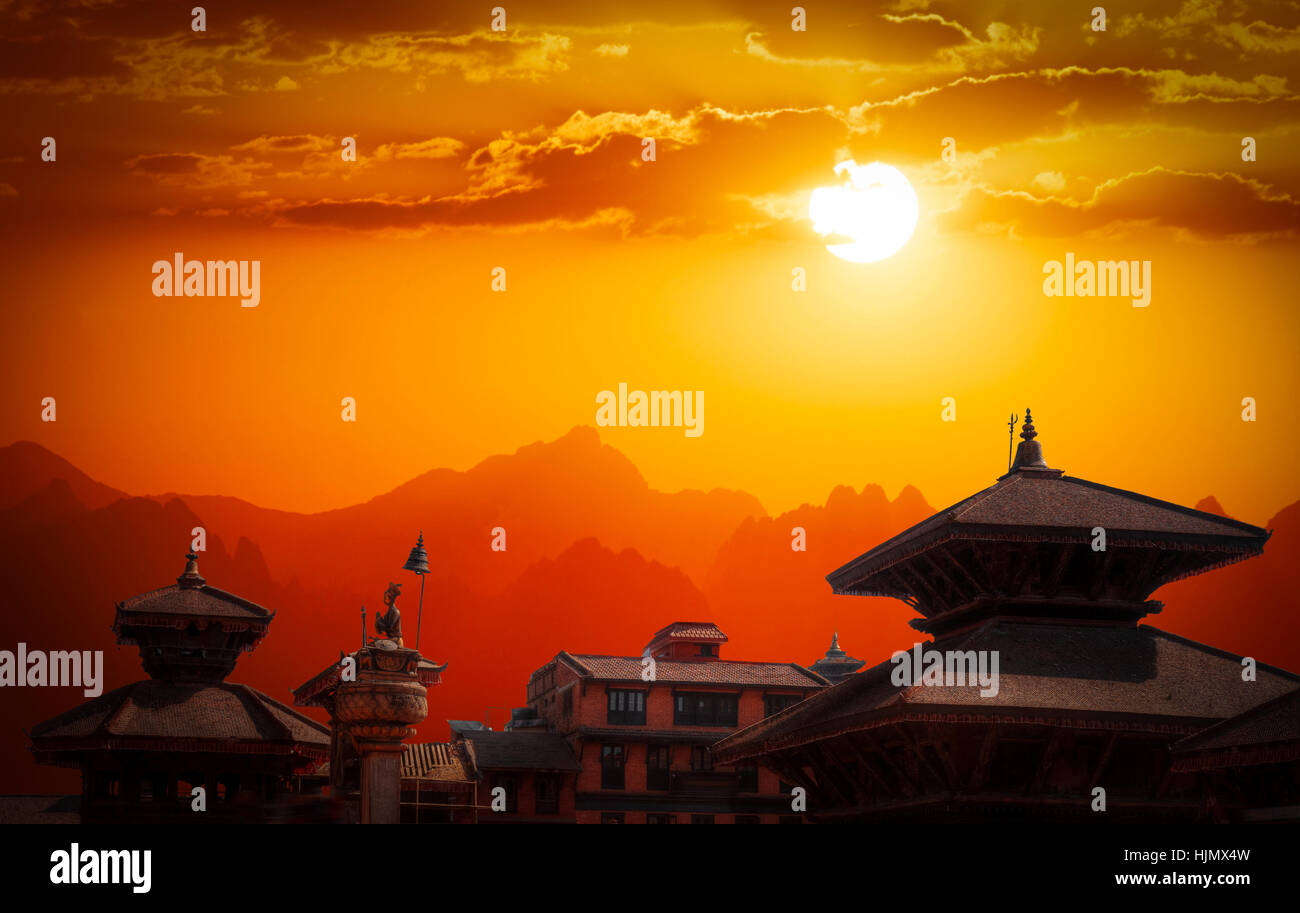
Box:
402, 531, 429, 575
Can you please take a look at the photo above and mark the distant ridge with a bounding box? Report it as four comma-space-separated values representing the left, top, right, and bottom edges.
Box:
1, 433, 1296, 796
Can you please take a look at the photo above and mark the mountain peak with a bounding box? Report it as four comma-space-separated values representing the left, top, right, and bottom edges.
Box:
1195, 496, 1229, 518
0, 441, 128, 511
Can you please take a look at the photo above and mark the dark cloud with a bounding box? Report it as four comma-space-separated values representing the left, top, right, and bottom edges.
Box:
942, 167, 1300, 240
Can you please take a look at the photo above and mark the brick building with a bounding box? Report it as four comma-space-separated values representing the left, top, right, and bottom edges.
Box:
455, 725, 582, 822
525, 622, 828, 823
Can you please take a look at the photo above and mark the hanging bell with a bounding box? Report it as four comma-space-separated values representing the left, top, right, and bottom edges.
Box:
402, 531, 430, 575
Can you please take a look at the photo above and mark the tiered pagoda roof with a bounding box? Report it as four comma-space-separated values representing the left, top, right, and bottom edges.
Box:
32, 554, 329, 770
809, 632, 866, 684
113, 552, 274, 682
826, 410, 1269, 637
713, 413, 1299, 820
715, 624, 1300, 757
30, 680, 328, 763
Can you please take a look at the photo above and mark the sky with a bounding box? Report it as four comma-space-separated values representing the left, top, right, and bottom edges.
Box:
1, 0, 1298, 524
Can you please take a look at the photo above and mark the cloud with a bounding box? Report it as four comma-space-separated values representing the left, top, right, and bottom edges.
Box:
1032, 171, 1066, 193
230, 135, 336, 155
125, 152, 270, 187
374, 138, 466, 161
942, 167, 1300, 241
842, 67, 1300, 162
594, 43, 630, 57
744, 10, 1039, 75
313, 30, 572, 84
267, 103, 846, 235
0, 16, 573, 99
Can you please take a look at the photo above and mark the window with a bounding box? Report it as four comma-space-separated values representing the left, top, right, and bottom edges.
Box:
691, 814, 715, 824
764, 693, 802, 717
601, 813, 625, 824
699, 644, 716, 657
737, 762, 759, 792
535, 775, 558, 814
647, 813, 676, 824
601, 745, 625, 789
646, 745, 671, 791
492, 775, 518, 812
607, 689, 646, 725
735, 815, 761, 824
562, 689, 573, 716
93, 773, 120, 799
140, 776, 163, 802
690, 745, 713, 771
674, 692, 739, 727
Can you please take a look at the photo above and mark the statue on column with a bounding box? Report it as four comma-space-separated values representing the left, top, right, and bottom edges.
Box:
374, 582, 404, 646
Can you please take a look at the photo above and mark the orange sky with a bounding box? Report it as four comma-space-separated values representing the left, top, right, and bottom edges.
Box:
2, 0, 1298, 524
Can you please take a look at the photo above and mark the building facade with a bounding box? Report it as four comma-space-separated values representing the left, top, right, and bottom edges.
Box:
526, 622, 828, 823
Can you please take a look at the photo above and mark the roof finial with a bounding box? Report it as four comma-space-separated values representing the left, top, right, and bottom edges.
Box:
1004, 407, 1054, 475
826, 631, 846, 659
177, 551, 206, 588
1021, 408, 1038, 442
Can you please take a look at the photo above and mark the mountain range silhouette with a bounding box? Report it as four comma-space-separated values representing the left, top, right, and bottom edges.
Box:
2, 429, 1295, 793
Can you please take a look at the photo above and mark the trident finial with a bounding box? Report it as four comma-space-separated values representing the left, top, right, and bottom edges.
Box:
1007, 412, 1019, 471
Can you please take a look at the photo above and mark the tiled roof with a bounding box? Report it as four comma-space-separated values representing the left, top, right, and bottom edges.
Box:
448, 720, 488, 734
461, 731, 581, 772
30, 680, 329, 749
117, 583, 273, 621
1173, 687, 1300, 756
648, 622, 728, 643
402, 742, 473, 782
560, 652, 827, 687
714, 621, 1300, 761
828, 473, 1269, 592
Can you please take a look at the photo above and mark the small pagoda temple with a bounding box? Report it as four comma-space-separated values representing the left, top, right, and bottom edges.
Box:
810, 632, 866, 684
29, 553, 330, 823
714, 412, 1300, 821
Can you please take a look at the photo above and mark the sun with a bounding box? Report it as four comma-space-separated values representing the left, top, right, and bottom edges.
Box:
809, 160, 920, 263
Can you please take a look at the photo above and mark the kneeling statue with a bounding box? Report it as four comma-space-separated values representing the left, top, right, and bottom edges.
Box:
374, 581, 404, 646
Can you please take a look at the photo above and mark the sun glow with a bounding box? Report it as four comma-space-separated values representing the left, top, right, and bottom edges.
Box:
810, 160, 920, 264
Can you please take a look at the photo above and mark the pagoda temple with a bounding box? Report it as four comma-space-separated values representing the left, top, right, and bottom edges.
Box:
714, 412, 1300, 821
809, 632, 866, 684
29, 553, 330, 823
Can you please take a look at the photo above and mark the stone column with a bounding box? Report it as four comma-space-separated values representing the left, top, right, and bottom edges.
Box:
333, 644, 428, 824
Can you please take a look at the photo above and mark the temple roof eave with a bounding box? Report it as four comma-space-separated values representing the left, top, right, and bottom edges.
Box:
828, 523, 1268, 608
711, 622, 1300, 765
713, 704, 1225, 766
827, 465, 1271, 599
